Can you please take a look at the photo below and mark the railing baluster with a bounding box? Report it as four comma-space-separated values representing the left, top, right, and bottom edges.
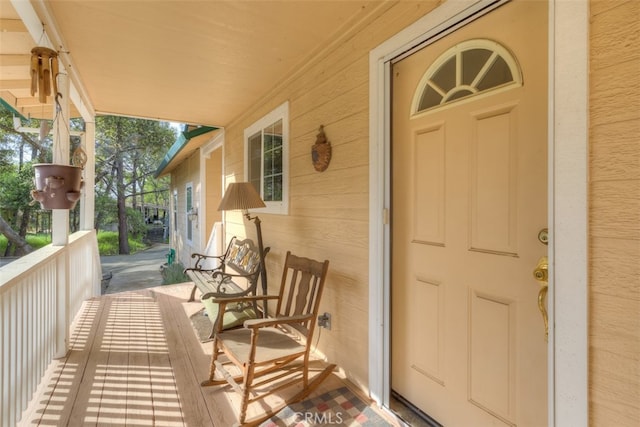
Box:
0, 230, 100, 427
19, 282, 25, 417
10, 289, 17, 426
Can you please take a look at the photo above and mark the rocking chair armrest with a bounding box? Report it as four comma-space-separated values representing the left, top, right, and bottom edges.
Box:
212, 294, 280, 307
211, 295, 280, 333
243, 314, 314, 330
211, 270, 258, 281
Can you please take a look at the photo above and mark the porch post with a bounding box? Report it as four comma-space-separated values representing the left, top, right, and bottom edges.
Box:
55, 250, 69, 358
51, 72, 71, 246
52, 71, 71, 357
80, 120, 96, 230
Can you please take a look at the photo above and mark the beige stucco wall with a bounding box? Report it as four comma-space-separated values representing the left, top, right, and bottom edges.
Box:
589, 1, 640, 425
219, 2, 440, 390
171, 150, 202, 268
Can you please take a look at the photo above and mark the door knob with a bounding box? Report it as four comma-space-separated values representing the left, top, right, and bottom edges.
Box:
533, 256, 548, 283
533, 256, 549, 340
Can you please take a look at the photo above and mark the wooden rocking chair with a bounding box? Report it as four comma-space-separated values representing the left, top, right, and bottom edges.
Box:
201, 251, 334, 426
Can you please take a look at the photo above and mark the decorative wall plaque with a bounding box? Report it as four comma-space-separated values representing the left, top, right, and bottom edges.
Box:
311, 125, 331, 172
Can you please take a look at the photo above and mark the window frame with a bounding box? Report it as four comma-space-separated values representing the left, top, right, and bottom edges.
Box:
243, 101, 289, 215
172, 189, 178, 235
185, 182, 194, 245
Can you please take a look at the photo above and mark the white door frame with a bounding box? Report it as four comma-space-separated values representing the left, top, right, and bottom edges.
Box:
200, 130, 225, 243
367, 1, 588, 426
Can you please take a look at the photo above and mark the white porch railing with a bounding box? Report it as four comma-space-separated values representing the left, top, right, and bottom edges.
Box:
0, 230, 101, 427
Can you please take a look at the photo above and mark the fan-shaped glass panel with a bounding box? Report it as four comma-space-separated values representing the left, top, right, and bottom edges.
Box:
476, 56, 513, 90
431, 57, 457, 93
412, 40, 522, 115
462, 49, 492, 85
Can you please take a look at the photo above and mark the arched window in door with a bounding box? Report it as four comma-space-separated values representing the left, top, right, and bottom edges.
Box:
412, 39, 522, 115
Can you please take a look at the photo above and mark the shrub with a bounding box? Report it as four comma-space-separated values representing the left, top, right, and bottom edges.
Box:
97, 230, 147, 255
0, 233, 52, 254
126, 208, 147, 239
0, 231, 145, 257
27, 234, 52, 248
161, 262, 190, 285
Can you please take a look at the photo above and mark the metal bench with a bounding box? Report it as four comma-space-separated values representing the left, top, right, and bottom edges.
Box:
184, 237, 269, 337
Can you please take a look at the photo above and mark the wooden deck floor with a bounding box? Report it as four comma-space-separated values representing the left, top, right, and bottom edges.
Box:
19, 283, 396, 426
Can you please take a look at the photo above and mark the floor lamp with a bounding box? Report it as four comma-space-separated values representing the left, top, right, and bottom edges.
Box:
217, 182, 268, 317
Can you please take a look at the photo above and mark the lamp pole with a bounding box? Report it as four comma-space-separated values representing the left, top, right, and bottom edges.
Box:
247, 212, 268, 318
218, 182, 269, 317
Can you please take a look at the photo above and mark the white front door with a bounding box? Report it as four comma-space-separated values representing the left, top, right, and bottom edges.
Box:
391, 1, 548, 425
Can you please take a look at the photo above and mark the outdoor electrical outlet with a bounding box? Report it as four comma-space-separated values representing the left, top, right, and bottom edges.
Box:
318, 312, 331, 330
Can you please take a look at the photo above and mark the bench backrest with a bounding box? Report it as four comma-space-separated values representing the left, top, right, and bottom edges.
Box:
223, 237, 263, 277
219, 237, 270, 282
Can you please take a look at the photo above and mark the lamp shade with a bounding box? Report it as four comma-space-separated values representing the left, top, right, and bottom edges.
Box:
218, 182, 266, 211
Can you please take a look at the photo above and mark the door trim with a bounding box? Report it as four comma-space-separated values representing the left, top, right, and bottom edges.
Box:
367, 1, 588, 425
200, 129, 225, 245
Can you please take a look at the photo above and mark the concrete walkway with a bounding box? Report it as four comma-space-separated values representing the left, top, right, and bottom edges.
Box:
100, 243, 170, 294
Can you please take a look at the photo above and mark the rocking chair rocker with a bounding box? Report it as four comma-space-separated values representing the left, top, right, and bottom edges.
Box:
201, 251, 334, 426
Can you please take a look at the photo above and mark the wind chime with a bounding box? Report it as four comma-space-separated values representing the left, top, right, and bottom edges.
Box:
30, 46, 59, 103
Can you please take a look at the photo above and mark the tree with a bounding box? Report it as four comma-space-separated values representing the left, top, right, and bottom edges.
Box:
0, 107, 87, 255
0, 107, 50, 255
95, 116, 174, 254
0, 107, 176, 257
0, 163, 37, 255
0, 215, 32, 255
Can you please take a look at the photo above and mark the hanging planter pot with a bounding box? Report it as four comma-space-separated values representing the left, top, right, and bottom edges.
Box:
31, 147, 87, 210
31, 163, 84, 210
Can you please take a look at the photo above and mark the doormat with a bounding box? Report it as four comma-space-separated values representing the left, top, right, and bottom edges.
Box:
260, 386, 392, 426
190, 308, 213, 342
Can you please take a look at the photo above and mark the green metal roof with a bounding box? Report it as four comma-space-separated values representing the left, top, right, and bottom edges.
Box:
0, 98, 28, 121
154, 125, 217, 178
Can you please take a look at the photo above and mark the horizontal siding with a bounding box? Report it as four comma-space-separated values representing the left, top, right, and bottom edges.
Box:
589, 345, 640, 427
590, 180, 640, 239
204, 149, 223, 237
590, 0, 639, 69
171, 151, 202, 267
591, 237, 640, 301
590, 119, 640, 182
590, 57, 640, 127
589, 1, 640, 425
220, 1, 439, 389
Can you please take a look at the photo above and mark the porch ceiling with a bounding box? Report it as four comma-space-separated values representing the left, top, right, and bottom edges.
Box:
0, 0, 375, 126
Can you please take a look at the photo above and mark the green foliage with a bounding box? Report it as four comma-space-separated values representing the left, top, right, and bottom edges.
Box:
0, 163, 35, 210
0, 233, 51, 253
0, 148, 12, 169
126, 208, 147, 238
94, 116, 176, 242
96, 231, 147, 256
26, 234, 51, 248
0, 109, 176, 256
161, 262, 190, 285
94, 193, 118, 228
0, 231, 149, 256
